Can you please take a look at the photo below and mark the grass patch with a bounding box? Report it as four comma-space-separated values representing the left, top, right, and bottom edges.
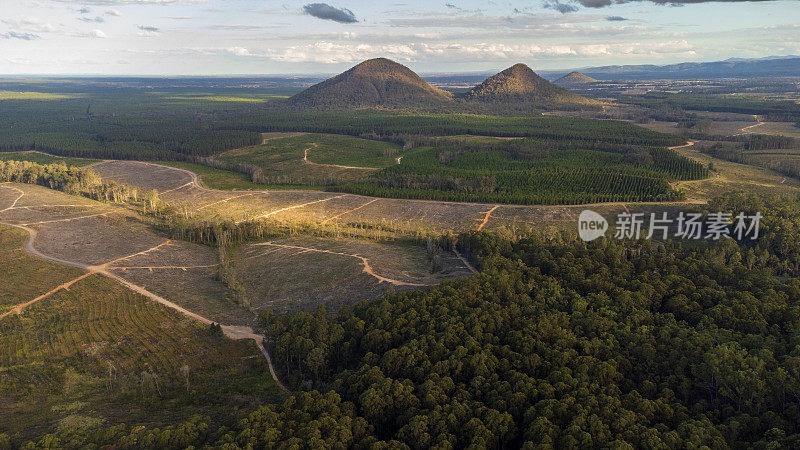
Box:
152, 161, 320, 191
166, 95, 284, 103
216, 133, 404, 186
0, 91, 80, 101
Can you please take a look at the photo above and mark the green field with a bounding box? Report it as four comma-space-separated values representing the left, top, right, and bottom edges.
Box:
0, 91, 81, 101
217, 133, 404, 186
153, 160, 320, 191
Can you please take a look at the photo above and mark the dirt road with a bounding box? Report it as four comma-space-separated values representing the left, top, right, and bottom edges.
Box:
252, 241, 437, 287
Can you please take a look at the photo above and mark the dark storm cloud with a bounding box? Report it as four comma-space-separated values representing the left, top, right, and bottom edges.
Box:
543, 0, 580, 13
302, 3, 358, 23
606, 15, 628, 20
1, 31, 40, 40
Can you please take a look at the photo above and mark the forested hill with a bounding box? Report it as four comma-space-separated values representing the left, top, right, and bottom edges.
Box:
18, 192, 800, 448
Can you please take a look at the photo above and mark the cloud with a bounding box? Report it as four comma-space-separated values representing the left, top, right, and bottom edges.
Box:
137, 25, 160, 36
263, 39, 696, 64
79, 16, 106, 23
53, 0, 199, 4
105, 9, 122, 16
606, 15, 628, 21
227, 47, 252, 56
543, 0, 580, 13
562, 0, 782, 10
78, 7, 91, 14
0, 31, 40, 40
302, 3, 358, 23
2, 18, 55, 33
387, 12, 602, 29
68, 29, 106, 38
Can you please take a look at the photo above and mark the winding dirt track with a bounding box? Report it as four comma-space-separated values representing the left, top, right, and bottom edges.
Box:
303, 144, 380, 170
0, 184, 289, 393
735, 116, 764, 135
0, 184, 24, 213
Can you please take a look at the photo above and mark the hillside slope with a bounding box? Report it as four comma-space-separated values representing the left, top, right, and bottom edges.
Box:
466, 63, 597, 105
555, 71, 598, 85
288, 58, 453, 108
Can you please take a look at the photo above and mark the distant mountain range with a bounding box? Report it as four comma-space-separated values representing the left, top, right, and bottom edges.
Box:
288, 58, 595, 109
543, 56, 800, 80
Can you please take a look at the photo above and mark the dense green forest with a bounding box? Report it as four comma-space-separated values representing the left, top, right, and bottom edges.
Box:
229, 110, 686, 146
6, 188, 800, 448
620, 93, 800, 122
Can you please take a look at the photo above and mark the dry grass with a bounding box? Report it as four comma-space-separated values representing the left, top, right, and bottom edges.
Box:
233, 236, 474, 313
672, 143, 799, 200
0, 225, 85, 310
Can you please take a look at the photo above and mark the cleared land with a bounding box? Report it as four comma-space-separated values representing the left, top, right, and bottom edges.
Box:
0, 273, 276, 440
670, 141, 799, 199
0, 225, 85, 313
234, 236, 474, 313
1, 179, 474, 321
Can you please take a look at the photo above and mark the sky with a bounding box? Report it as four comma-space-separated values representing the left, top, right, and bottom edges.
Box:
1, 0, 798, 75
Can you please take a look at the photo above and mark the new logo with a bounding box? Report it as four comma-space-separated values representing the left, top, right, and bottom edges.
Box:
578, 210, 608, 241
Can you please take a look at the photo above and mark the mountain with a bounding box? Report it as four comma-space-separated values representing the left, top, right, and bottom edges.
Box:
554, 71, 598, 85
724, 55, 799, 62
465, 63, 596, 105
555, 56, 800, 80
288, 58, 453, 108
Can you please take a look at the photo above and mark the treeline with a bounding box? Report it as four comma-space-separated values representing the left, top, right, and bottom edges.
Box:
223, 110, 686, 147
731, 133, 797, 150
0, 122, 261, 161
0, 160, 139, 203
